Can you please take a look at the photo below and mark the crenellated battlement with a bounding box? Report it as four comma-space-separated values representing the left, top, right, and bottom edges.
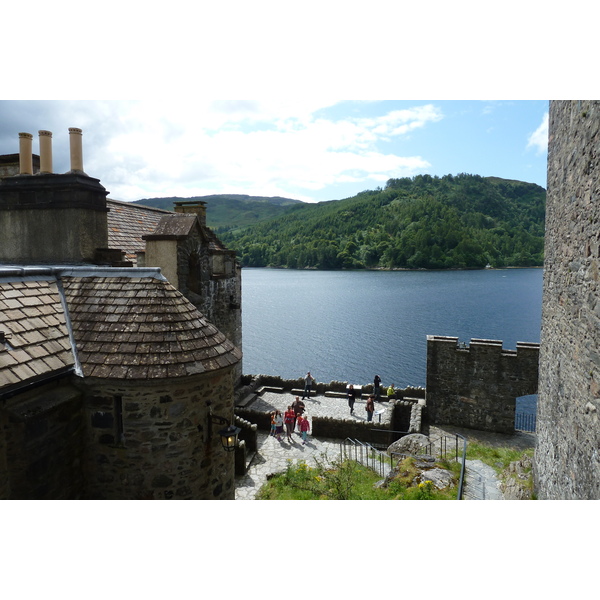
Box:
426, 335, 539, 433
427, 335, 540, 356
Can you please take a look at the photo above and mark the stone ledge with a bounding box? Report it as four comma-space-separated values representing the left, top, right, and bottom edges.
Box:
290, 388, 316, 396
236, 393, 257, 407
257, 385, 284, 395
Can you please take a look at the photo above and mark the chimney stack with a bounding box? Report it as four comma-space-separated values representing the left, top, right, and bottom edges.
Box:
38, 130, 53, 174
69, 127, 84, 172
18, 132, 33, 175
174, 200, 207, 227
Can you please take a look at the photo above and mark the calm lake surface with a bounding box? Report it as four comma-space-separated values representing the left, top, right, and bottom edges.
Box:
241, 268, 543, 392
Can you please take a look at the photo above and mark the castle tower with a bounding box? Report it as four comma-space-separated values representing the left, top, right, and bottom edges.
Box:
535, 100, 600, 499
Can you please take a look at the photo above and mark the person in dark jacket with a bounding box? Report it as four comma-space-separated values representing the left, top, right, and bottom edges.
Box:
292, 396, 305, 431
366, 395, 375, 422
374, 374, 382, 400
348, 384, 357, 414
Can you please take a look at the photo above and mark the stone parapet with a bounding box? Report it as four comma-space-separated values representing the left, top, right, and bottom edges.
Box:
426, 335, 539, 434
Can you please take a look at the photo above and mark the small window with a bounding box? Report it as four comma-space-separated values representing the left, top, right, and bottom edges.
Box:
114, 395, 125, 445
212, 254, 225, 275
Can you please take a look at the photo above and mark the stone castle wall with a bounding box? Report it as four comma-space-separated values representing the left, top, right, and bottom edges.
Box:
81, 367, 237, 500
534, 100, 600, 499
1, 381, 85, 499
426, 335, 539, 433
0, 367, 238, 500
0, 410, 8, 499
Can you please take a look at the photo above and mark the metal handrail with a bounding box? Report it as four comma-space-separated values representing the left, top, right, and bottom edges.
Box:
454, 434, 468, 500
343, 431, 468, 499
341, 437, 394, 477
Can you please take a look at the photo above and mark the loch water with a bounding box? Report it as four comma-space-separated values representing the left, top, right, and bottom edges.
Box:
241, 267, 543, 398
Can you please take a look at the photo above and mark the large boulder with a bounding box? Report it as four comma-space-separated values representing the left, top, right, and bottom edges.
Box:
387, 433, 430, 456
417, 467, 455, 490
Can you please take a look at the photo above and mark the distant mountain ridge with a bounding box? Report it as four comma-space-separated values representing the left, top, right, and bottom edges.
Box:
130, 194, 303, 230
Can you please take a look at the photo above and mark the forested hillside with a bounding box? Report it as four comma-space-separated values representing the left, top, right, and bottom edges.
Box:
218, 174, 546, 270
132, 194, 301, 230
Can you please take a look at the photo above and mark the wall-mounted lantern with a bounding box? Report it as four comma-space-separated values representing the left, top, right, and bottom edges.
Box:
202, 403, 241, 452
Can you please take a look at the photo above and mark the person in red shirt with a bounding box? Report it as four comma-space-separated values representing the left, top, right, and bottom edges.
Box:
284, 405, 296, 443
299, 414, 310, 445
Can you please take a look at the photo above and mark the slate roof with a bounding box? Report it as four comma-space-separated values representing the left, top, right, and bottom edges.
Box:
0, 277, 76, 390
146, 213, 199, 238
63, 275, 241, 379
106, 199, 171, 264
106, 199, 232, 263
0, 268, 241, 391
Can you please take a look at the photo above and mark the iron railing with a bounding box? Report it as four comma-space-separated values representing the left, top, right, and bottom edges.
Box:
515, 412, 536, 432
340, 431, 468, 499
340, 438, 394, 478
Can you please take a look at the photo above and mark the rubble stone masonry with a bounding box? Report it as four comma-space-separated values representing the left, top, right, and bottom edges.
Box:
534, 100, 600, 499
81, 368, 237, 500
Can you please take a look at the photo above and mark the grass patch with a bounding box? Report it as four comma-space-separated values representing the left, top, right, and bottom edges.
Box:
256, 455, 460, 500
465, 444, 535, 497
465, 443, 534, 475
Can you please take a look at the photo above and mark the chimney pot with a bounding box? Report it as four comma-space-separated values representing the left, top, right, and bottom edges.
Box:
68, 127, 84, 173
18, 132, 33, 175
38, 130, 53, 174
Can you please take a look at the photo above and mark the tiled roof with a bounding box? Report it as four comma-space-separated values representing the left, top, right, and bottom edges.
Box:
106, 199, 171, 264
62, 275, 241, 380
205, 225, 231, 253
146, 214, 199, 238
0, 268, 241, 390
0, 278, 75, 390
106, 199, 232, 261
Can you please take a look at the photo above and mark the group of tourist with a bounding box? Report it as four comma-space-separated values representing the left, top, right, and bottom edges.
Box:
268, 373, 401, 445
269, 396, 310, 445
347, 375, 399, 421
348, 385, 376, 421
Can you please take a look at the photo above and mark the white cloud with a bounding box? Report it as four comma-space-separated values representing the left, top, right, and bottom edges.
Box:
527, 112, 549, 155
0, 100, 442, 201
69, 100, 441, 202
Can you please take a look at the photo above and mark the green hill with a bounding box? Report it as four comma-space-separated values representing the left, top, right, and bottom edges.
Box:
132, 194, 302, 230
218, 174, 546, 270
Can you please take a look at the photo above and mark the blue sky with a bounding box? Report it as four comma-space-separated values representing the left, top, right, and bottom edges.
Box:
0, 99, 549, 203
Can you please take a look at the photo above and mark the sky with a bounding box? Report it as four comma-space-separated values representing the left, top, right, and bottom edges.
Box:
2, 3, 595, 208
0, 99, 549, 203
